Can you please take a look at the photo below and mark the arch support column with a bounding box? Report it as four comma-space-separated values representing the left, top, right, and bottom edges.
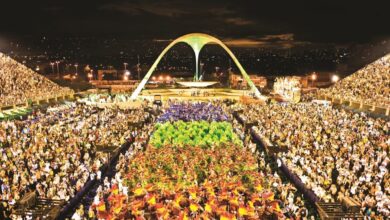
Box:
195, 51, 199, 81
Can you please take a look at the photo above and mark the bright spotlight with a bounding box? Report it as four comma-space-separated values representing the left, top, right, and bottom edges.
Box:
331, 74, 339, 83
311, 73, 317, 81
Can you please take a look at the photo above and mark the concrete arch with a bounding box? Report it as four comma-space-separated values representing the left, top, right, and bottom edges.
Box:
131, 33, 261, 99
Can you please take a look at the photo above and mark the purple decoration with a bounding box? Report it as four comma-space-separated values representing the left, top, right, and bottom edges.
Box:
157, 103, 229, 122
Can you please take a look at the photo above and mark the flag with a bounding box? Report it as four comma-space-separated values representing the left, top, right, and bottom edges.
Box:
255, 183, 263, 192
178, 211, 189, 220
269, 200, 282, 212
146, 194, 156, 206
155, 203, 166, 215
262, 191, 274, 201
238, 205, 248, 217
111, 184, 119, 195
133, 187, 145, 196
112, 204, 122, 214
96, 201, 106, 212
220, 212, 236, 220
189, 188, 197, 199
205, 203, 212, 213
145, 183, 154, 192
189, 202, 199, 212
229, 197, 239, 207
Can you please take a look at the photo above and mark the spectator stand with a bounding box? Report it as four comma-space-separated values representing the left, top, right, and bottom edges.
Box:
316, 198, 364, 219
233, 113, 318, 194
11, 191, 65, 220
57, 140, 133, 219
249, 128, 318, 203
332, 102, 390, 121
58, 116, 152, 219
235, 112, 365, 219
317, 94, 390, 116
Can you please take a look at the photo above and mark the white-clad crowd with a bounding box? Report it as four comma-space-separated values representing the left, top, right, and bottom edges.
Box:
72, 122, 154, 219
0, 52, 73, 107
313, 53, 390, 107
242, 103, 389, 218
0, 102, 150, 219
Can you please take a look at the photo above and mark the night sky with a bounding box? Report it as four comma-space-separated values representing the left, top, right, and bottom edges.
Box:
1, 0, 389, 45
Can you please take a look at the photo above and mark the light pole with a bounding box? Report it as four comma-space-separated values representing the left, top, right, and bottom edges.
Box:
74, 64, 78, 76
311, 72, 317, 87
123, 62, 129, 80
55, 61, 60, 79
124, 69, 131, 80
50, 62, 55, 75
137, 55, 141, 80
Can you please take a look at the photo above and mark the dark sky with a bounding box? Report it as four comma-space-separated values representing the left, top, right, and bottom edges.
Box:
0, 0, 389, 45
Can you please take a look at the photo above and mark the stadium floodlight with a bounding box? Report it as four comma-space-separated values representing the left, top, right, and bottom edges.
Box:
311, 73, 317, 81
50, 62, 55, 74
331, 74, 339, 83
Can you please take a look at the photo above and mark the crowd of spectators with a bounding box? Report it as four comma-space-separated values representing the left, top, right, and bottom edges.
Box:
72, 122, 154, 219
1, 47, 388, 219
233, 119, 316, 218
241, 102, 389, 217
157, 101, 229, 122
78, 94, 133, 104
312, 53, 390, 107
0, 52, 73, 107
0, 102, 150, 219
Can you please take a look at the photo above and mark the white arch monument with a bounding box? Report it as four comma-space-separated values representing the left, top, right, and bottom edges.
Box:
131, 33, 261, 99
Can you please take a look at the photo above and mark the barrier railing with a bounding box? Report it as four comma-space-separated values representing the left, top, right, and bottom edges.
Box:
0, 93, 75, 111
58, 117, 150, 219
57, 141, 132, 219
249, 129, 320, 203
317, 95, 389, 116
233, 112, 320, 204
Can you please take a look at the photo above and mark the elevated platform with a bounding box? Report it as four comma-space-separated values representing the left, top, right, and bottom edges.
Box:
12, 191, 65, 220
315, 201, 364, 220
176, 81, 218, 88
138, 88, 267, 102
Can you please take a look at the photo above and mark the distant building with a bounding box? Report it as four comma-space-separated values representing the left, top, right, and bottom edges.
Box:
230, 74, 267, 89
97, 69, 119, 81
91, 69, 139, 92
